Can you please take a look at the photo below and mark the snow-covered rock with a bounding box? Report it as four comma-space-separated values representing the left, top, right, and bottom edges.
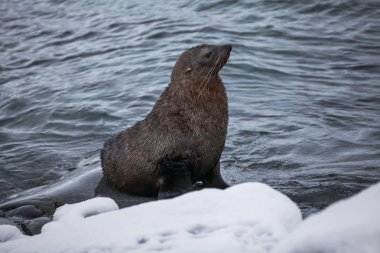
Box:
0, 183, 301, 253
41, 197, 119, 233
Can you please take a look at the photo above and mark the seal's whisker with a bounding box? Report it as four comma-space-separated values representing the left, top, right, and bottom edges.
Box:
201, 56, 219, 86
199, 60, 216, 90
198, 65, 215, 97
198, 57, 220, 97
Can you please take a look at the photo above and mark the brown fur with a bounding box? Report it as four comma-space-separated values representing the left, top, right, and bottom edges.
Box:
101, 44, 232, 197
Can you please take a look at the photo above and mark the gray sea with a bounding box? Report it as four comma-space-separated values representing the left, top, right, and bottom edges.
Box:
1, 0, 380, 216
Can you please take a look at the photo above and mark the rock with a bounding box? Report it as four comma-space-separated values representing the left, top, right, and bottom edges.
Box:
6, 205, 43, 219
21, 217, 51, 235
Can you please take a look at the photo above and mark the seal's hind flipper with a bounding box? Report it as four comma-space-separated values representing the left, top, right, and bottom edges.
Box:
157, 156, 195, 199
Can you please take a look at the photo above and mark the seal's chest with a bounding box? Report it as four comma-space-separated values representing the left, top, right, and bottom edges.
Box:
194, 100, 228, 133
192, 105, 227, 149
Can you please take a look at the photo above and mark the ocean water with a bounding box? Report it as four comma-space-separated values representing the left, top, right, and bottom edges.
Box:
1, 0, 379, 216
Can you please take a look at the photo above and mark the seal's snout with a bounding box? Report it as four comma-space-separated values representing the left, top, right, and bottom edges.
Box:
218, 44, 232, 67
220, 44, 232, 57
224, 44, 232, 53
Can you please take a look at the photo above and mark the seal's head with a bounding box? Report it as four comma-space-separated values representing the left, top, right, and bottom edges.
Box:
171, 44, 232, 84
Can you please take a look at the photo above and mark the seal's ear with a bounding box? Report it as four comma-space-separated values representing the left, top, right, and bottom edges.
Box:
185, 67, 192, 74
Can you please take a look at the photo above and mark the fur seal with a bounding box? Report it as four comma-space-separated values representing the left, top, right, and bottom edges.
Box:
101, 44, 232, 198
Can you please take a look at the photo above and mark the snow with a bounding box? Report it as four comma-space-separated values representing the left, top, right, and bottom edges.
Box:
0, 183, 301, 253
272, 182, 380, 253
41, 197, 119, 233
0, 225, 26, 243
0, 182, 379, 253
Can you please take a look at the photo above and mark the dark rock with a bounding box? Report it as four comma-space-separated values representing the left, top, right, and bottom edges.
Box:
6, 205, 43, 219
21, 217, 51, 235
0, 217, 16, 226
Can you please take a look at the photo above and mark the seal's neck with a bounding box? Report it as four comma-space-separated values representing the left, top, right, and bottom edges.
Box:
172, 75, 225, 100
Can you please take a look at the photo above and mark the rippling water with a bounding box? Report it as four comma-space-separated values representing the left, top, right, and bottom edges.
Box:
1, 0, 380, 216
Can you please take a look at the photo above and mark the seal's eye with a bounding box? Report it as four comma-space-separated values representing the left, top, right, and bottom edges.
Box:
204, 51, 212, 59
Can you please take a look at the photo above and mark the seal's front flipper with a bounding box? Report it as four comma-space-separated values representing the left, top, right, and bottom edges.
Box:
157, 156, 194, 199
202, 162, 229, 189
192, 181, 204, 190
